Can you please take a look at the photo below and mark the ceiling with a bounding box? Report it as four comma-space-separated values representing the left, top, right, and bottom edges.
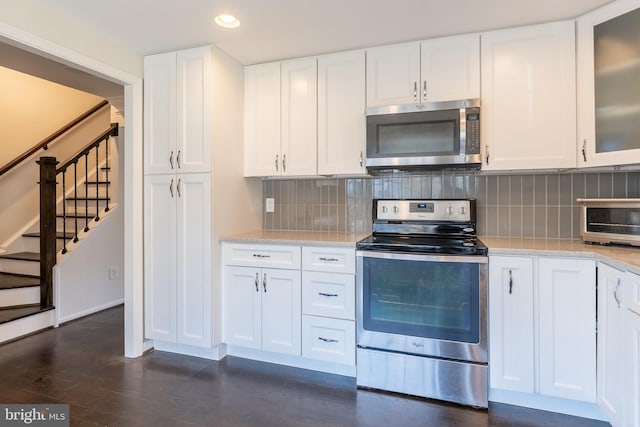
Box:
0, 0, 616, 102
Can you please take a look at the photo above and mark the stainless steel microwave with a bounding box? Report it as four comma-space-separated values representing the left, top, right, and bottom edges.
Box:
365, 99, 481, 171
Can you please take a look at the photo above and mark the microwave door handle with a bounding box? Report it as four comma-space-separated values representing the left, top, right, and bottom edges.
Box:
413, 81, 417, 102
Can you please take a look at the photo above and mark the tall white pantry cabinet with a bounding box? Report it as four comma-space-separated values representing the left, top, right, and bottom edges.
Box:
143, 46, 261, 357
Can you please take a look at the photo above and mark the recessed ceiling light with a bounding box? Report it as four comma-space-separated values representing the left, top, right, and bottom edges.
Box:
215, 14, 240, 29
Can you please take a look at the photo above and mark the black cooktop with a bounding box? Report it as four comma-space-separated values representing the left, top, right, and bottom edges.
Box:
356, 234, 488, 256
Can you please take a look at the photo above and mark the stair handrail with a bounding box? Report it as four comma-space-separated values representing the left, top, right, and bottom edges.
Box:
56, 123, 119, 173
0, 100, 109, 178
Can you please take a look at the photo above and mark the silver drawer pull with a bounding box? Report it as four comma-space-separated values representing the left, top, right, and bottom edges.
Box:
318, 292, 338, 297
252, 254, 271, 258
319, 257, 339, 262
318, 337, 338, 343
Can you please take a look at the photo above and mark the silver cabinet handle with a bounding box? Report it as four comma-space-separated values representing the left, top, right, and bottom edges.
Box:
423, 80, 427, 100
319, 257, 339, 262
254, 272, 259, 292
582, 140, 587, 163
176, 150, 181, 169
252, 254, 271, 258
169, 151, 174, 169
283, 154, 286, 172
318, 292, 338, 297
263, 273, 267, 292
275, 154, 279, 171
169, 178, 174, 198
318, 337, 338, 343
176, 178, 181, 198
485, 146, 490, 165
413, 81, 418, 101
359, 151, 363, 168
614, 278, 621, 308
508, 269, 513, 294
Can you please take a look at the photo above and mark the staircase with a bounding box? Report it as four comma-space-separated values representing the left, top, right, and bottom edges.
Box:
0, 117, 118, 343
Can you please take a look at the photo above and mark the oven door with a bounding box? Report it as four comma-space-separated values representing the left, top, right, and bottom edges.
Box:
356, 250, 488, 363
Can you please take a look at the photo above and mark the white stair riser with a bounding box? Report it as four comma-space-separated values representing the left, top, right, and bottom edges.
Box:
0, 286, 40, 307
64, 199, 109, 210
61, 186, 109, 199
0, 259, 39, 276
0, 309, 54, 344
18, 238, 65, 253
57, 216, 96, 231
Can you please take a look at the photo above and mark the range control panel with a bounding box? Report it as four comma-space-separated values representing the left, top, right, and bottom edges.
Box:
375, 199, 473, 222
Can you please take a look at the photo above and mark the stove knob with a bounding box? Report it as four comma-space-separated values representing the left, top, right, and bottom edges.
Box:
446, 206, 453, 215
381, 205, 387, 214
393, 206, 399, 214
460, 206, 466, 215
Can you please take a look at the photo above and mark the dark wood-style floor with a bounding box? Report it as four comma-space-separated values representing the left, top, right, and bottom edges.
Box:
0, 306, 608, 426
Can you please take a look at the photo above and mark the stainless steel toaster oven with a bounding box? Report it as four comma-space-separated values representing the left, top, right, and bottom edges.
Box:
577, 198, 640, 246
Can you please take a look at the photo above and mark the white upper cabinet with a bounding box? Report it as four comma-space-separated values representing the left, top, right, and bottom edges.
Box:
244, 58, 317, 177
244, 62, 282, 177
481, 21, 576, 171
317, 50, 366, 175
280, 57, 318, 176
577, 1, 640, 168
144, 47, 211, 174
366, 34, 480, 107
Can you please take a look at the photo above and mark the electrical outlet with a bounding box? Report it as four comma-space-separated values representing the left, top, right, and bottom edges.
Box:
108, 266, 118, 280
265, 198, 275, 213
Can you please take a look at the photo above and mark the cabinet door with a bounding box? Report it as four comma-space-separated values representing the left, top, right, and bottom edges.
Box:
144, 52, 177, 174
577, 1, 640, 168
261, 268, 301, 355
626, 308, 640, 427
317, 50, 366, 175
175, 173, 211, 347
144, 174, 177, 341
420, 34, 480, 102
281, 58, 317, 176
175, 47, 211, 173
538, 258, 596, 402
488, 256, 535, 393
366, 43, 421, 107
244, 62, 281, 177
481, 21, 576, 170
223, 266, 262, 349
625, 270, 640, 316
597, 263, 626, 425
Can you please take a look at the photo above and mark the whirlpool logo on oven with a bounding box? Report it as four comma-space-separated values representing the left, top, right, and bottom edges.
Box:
1, 405, 69, 426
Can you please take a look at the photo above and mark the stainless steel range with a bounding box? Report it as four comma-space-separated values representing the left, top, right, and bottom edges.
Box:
356, 199, 488, 408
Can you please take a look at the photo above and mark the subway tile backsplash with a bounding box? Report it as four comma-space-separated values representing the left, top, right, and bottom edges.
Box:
263, 171, 640, 239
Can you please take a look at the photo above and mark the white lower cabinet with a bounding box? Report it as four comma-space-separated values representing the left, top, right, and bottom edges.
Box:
222, 242, 356, 371
144, 173, 211, 348
223, 244, 301, 356
489, 255, 596, 409
598, 263, 626, 426
626, 302, 640, 427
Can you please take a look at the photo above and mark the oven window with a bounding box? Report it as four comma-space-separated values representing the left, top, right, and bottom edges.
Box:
586, 207, 640, 235
362, 256, 480, 343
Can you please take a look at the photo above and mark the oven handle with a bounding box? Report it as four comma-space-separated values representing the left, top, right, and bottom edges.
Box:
356, 250, 488, 264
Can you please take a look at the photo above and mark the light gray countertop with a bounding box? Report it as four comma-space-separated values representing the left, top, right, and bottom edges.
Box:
221, 230, 369, 247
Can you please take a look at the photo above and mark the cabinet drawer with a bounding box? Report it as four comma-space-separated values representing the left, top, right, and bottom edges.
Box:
302, 271, 355, 320
222, 243, 301, 269
302, 315, 355, 365
302, 246, 355, 273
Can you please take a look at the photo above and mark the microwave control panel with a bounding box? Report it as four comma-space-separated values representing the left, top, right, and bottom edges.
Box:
465, 108, 481, 155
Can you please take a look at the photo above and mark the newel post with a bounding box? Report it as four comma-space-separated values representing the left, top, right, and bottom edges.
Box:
38, 156, 58, 308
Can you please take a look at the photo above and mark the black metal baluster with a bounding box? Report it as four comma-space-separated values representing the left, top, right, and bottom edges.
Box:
104, 136, 110, 213
95, 142, 100, 222
73, 160, 79, 243
61, 169, 68, 254
84, 153, 90, 232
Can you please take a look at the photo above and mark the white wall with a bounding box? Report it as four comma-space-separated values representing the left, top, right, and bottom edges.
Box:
0, 1, 142, 78
54, 205, 124, 324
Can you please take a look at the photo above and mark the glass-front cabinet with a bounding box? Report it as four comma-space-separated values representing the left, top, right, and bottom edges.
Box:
578, 1, 640, 168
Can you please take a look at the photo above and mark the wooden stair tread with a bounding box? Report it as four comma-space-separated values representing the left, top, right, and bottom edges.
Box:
0, 272, 40, 289
23, 232, 75, 239
0, 252, 40, 262
0, 305, 54, 325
